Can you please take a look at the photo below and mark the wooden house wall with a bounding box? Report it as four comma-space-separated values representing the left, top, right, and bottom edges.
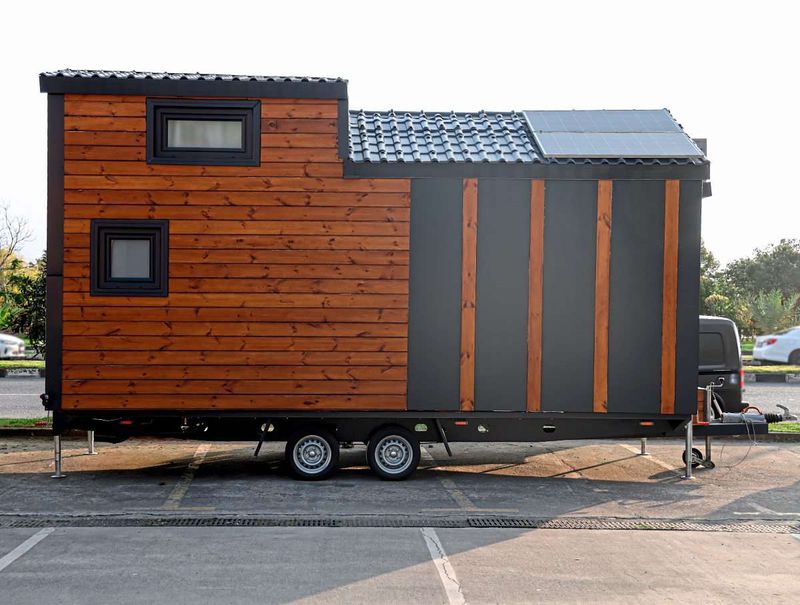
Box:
60, 94, 410, 411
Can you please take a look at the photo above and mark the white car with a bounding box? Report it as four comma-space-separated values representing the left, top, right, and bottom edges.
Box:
0, 333, 26, 359
753, 327, 800, 365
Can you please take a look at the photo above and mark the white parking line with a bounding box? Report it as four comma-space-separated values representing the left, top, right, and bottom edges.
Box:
0, 528, 54, 573
420, 527, 466, 605
748, 502, 800, 517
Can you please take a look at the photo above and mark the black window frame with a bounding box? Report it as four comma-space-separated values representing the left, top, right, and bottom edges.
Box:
90, 220, 169, 297
146, 99, 260, 166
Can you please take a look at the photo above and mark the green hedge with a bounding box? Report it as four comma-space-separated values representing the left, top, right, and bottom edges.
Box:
746, 365, 800, 374
0, 360, 45, 369
0, 417, 50, 427
770, 422, 800, 433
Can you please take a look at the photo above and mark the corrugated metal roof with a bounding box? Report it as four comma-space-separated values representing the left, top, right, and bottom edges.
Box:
40, 69, 345, 84
349, 109, 706, 165
349, 110, 540, 164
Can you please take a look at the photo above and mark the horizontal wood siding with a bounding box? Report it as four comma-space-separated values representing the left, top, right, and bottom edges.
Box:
62, 95, 410, 412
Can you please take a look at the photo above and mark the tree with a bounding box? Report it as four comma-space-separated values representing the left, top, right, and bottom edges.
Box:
0, 202, 33, 291
699, 240, 723, 315
748, 289, 800, 335
724, 239, 800, 300
1, 254, 46, 357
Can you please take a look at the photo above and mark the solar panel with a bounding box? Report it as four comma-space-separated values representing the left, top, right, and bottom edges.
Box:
525, 110, 681, 133
534, 132, 704, 159
522, 109, 705, 159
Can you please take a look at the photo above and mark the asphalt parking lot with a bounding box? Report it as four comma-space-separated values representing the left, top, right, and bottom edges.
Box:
1, 436, 799, 603
0, 377, 46, 418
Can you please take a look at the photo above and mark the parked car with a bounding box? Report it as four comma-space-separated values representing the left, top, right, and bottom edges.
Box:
0, 333, 26, 359
753, 327, 800, 365
698, 316, 744, 413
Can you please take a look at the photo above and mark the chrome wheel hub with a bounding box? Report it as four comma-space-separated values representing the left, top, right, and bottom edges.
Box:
375, 436, 412, 475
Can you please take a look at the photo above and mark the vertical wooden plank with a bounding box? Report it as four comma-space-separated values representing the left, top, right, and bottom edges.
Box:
460, 178, 478, 412
661, 180, 681, 414
527, 180, 545, 412
593, 180, 613, 413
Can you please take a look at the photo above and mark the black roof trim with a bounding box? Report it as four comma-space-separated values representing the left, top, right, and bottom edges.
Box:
39, 69, 348, 100
342, 158, 711, 180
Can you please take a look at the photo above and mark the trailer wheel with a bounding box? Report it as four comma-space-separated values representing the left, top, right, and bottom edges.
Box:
682, 447, 704, 469
367, 426, 420, 481
285, 428, 339, 480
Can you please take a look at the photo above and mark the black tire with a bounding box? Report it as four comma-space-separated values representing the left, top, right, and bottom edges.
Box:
682, 447, 704, 469
285, 428, 339, 480
789, 350, 800, 366
367, 426, 420, 481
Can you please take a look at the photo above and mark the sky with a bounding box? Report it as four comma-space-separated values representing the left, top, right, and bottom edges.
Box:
0, 0, 797, 265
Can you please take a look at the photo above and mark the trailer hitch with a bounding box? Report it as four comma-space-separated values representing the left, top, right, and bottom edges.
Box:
777, 404, 798, 422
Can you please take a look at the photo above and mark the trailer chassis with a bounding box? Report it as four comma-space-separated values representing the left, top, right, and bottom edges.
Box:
48, 404, 780, 480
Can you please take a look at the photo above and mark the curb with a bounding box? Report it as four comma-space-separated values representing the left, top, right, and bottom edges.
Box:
739, 431, 800, 442
0, 368, 45, 378
744, 372, 800, 383
0, 427, 85, 437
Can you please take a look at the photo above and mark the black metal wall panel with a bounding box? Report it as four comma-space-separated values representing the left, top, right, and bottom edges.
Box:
474, 179, 531, 411
407, 179, 463, 410
675, 180, 703, 415
607, 181, 664, 414
46, 94, 64, 416
541, 181, 598, 413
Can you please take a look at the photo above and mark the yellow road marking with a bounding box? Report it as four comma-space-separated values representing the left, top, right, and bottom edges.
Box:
162, 444, 211, 511
422, 448, 517, 513
618, 443, 682, 476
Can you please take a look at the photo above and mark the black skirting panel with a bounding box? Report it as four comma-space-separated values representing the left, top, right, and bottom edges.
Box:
406, 179, 463, 410
474, 179, 531, 411
607, 181, 665, 414
541, 180, 598, 413
675, 180, 703, 415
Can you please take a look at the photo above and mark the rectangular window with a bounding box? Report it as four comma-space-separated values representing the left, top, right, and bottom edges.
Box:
167, 119, 243, 149
699, 332, 725, 368
147, 99, 260, 165
90, 220, 168, 296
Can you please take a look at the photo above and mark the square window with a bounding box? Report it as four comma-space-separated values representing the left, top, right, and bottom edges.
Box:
90, 220, 168, 296
147, 99, 260, 165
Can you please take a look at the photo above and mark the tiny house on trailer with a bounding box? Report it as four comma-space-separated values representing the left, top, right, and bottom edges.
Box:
41, 69, 725, 480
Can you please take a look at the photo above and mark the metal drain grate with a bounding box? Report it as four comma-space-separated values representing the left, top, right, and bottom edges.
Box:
1, 515, 798, 533
466, 517, 799, 533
